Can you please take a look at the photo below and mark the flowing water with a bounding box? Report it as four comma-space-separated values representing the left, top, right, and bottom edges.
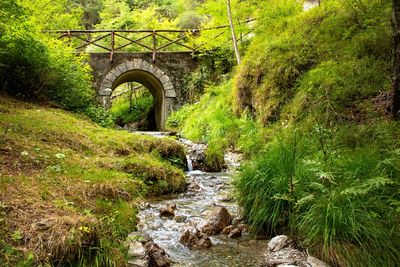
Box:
135, 141, 267, 267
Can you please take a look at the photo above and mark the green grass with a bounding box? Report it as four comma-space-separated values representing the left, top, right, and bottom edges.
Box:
0, 95, 186, 266
167, 0, 399, 265
235, 124, 400, 266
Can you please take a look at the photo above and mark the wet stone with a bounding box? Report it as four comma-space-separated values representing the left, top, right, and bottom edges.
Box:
228, 228, 242, 238
159, 203, 176, 217
127, 240, 150, 267
179, 227, 212, 249
173, 215, 187, 223
144, 241, 171, 267
264, 235, 313, 267
268, 235, 290, 252
201, 206, 232, 235
222, 225, 235, 235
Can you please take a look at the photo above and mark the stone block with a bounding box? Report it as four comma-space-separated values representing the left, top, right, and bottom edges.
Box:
117, 63, 128, 74
99, 87, 112, 96
125, 61, 135, 71
141, 61, 151, 71
104, 71, 117, 82
160, 75, 170, 84
101, 79, 113, 90
111, 67, 123, 79
165, 89, 176, 98
154, 69, 165, 79
163, 81, 174, 91
147, 64, 156, 75
133, 59, 143, 69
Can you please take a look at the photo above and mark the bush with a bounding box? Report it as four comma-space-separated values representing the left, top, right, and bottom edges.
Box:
0, 0, 97, 119
84, 105, 115, 128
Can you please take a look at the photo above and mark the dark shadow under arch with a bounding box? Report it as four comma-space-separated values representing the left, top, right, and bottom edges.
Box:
112, 70, 165, 131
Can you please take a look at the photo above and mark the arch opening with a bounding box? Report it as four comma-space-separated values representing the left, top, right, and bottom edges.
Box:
99, 59, 177, 131
110, 82, 157, 131
111, 69, 165, 131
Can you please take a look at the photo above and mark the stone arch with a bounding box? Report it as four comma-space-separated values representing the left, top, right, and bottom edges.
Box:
98, 59, 176, 131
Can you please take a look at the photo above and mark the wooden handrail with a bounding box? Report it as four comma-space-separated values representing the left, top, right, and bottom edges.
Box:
51, 19, 257, 61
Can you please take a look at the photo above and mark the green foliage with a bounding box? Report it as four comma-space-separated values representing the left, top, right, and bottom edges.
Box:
0, 0, 97, 116
110, 85, 154, 128
167, 80, 239, 168
84, 105, 115, 128
193, 0, 257, 52
236, 124, 400, 266
235, 0, 391, 124
181, 49, 234, 102
0, 96, 187, 266
170, 0, 399, 265
168, 78, 265, 165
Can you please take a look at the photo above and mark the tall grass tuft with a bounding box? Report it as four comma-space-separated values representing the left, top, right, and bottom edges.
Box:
236, 125, 400, 266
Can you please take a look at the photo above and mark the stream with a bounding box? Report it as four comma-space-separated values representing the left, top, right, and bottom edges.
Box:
135, 135, 267, 266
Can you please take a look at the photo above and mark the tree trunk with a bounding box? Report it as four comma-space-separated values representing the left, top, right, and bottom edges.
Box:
226, 0, 241, 65
392, 0, 400, 119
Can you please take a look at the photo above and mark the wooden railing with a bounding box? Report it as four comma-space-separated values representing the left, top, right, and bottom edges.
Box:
54, 19, 256, 62
55, 29, 200, 62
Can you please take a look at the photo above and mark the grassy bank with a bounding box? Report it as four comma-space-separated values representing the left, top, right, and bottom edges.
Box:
167, 0, 400, 265
0, 95, 186, 266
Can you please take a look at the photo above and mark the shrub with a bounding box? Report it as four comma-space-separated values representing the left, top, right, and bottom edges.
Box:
0, 0, 98, 121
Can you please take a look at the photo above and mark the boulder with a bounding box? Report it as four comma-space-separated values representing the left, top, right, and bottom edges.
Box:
201, 206, 232, 235
173, 215, 187, 223
128, 241, 147, 258
264, 235, 329, 267
228, 228, 242, 238
222, 225, 235, 235
159, 204, 176, 217
179, 227, 212, 249
268, 235, 289, 252
126, 231, 171, 267
144, 241, 171, 267
265, 247, 307, 267
127, 240, 150, 267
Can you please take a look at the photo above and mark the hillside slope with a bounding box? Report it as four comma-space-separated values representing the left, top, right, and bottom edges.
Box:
167, 0, 400, 266
0, 95, 187, 266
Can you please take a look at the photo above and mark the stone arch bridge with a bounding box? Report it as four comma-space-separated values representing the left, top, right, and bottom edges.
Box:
90, 52, 198, 131
57, 29, 202, 130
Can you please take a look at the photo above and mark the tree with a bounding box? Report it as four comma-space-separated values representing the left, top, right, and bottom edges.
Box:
392, 0, 400, 119
226, 0, 240, 64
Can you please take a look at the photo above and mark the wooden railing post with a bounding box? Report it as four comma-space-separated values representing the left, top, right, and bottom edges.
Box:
110, 30, 115, 62
67, 30, 71, 46
152, 30, 157, 62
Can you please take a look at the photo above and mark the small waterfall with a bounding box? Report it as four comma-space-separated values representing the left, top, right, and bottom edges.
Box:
186, 155, 193, 172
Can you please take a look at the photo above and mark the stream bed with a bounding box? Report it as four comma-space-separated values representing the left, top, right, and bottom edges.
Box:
135, 151, 267, 266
